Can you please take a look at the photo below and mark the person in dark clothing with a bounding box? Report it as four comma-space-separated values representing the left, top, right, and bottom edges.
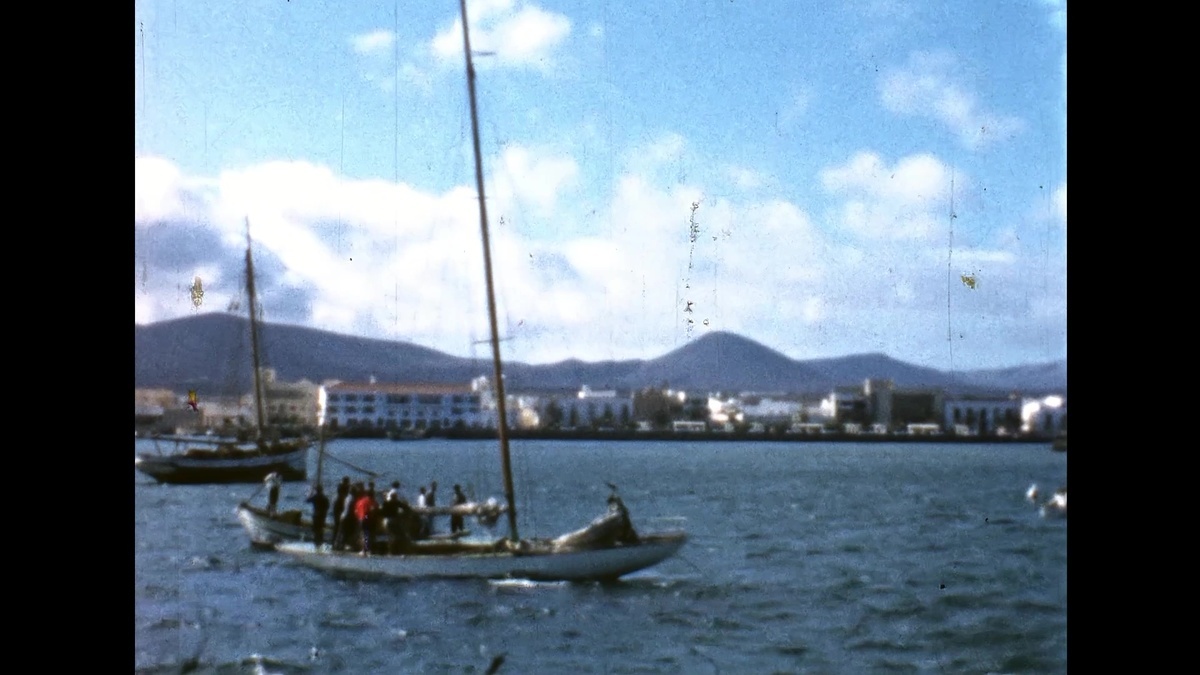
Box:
607, 493, 640, 545
335, 484, 361, 551
450, 484, 468, 534
426, 481, 439, 535
379, 491, 414, 554
305, 484, 331, 549
330, 476, 351, 549
265, 472, 283, 516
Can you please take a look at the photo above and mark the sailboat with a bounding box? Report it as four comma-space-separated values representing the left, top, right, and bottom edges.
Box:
134, 223, 313, 485
275, 0, 686, 582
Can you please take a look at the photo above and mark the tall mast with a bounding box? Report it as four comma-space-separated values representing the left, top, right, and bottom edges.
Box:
459, 0, 518, 542
245, 218, 267, 441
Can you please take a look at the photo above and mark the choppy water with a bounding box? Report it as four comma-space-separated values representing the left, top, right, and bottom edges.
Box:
134, 438, 1067, 674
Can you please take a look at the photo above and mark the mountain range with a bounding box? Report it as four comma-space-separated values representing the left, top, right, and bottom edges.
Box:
134, 313, 1067, 397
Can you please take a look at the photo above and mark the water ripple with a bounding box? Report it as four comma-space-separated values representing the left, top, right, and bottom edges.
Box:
135, 439, 1066, 673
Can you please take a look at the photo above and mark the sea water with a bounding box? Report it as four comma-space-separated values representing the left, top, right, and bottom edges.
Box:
134, 438, 1067, 673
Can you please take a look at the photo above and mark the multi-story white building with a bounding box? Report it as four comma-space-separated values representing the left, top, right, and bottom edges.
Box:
534, 385, 635, 430
943, 394, 1024, 436
320, 381, 486, 432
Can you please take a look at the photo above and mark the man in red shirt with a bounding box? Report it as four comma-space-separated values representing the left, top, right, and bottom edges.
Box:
353, 487, 378, 556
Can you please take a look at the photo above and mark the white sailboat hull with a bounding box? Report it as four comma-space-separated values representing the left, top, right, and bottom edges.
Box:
276, 531, 687, 582
236, 503, 314, 547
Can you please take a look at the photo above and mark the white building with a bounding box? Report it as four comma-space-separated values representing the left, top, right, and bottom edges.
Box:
943, 395, 1023, 436
260, 369, 321, 428
529, 385, 634, 430
740, 397, 803, 428
1021, 395, 1067, 435
321, 381, 486, 432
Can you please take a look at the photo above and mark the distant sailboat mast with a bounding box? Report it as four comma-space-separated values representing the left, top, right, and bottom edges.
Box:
459, 0, 519, 542
244, 218, 268, 442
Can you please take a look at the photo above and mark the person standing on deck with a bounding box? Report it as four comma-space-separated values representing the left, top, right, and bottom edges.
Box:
380, 490, 413, 554
305, 484, 330, 549
415, 486, 429, 539
264, 472, 283, 516
335, 483, 361, 551
330, 476, 351, 548
426, 481, 439, 534
354, 485, 379, 556
450, 484, 468, 534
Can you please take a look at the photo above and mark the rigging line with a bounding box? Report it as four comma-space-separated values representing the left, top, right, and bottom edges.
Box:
139, 22, 147, 155
946, 169, 955, 374
339, 89, 345, 255
394, 0, 400, 330
321, 450, 381, 478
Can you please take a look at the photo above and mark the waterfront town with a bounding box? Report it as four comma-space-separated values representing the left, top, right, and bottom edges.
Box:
135, 368, 1067, 441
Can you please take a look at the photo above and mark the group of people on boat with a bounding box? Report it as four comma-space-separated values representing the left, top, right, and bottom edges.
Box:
277, 474, 471, 555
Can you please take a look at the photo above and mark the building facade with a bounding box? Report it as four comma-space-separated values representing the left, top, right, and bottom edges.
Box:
943, 395, 1023, 436
321, 382, 486, 432
534, 385, 635, 430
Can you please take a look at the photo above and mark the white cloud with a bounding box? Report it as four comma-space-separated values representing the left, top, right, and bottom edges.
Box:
727, 166, 764, 191
135, 138, 1059, 369
432, 1, 571, 71
135, 156, 211, 224
351, 2, 570, 92
1029, 182, 1067, 226
490, 144, 580, 215
351, 30, 396, 56
1053, 183, 1066, 224
819, 151, 959, 239
1041, 0, 1066, 31
880, 51, 1024, 150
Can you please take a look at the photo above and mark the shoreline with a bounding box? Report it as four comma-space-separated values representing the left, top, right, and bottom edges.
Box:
136, 427, 1059, 445
346, 428, 1052, 444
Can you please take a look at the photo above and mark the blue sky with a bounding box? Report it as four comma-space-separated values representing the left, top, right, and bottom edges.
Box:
135, 0, 1066, 372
